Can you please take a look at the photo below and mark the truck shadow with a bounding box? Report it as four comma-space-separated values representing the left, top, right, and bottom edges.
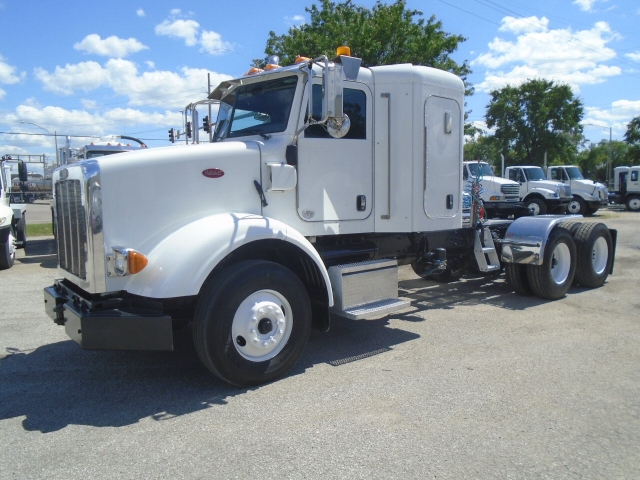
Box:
0, 270, 592, 434
18, 237, 57, 269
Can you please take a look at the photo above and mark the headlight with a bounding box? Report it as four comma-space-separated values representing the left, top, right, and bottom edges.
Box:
489, 195, 505, 201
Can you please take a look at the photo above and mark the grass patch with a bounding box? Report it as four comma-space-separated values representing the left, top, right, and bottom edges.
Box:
26, 223, 54, 237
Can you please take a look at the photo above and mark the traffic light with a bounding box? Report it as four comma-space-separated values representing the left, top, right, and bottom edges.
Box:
186, 121, 192, 138
168, 128, 175, 143
203, 116, 210, 133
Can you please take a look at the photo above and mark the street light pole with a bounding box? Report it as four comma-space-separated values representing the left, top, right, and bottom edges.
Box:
20, 120, 59, 170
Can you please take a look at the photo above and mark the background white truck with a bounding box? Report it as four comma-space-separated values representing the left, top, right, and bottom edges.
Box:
44, 48, 617, 386
546, 165, 608, 216
0, 157, 28, 269
463, 161, 530, 219
608, 166, 640, 211
505, 165, 572, 215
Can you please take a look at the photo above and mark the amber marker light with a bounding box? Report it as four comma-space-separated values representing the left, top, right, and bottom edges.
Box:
336, 46, 351, 56
128, 251, 148, 274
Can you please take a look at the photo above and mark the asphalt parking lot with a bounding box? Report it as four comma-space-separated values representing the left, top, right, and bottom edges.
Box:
1, 207, 639, 479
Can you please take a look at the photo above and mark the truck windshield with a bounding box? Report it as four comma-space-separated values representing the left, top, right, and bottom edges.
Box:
468, 162, 496, 177
523, 167, 546, 181
565, 167, 584, 180
213, 75, 298, 142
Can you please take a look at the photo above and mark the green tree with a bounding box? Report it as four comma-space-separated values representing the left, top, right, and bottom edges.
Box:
464, 134, 500, 166
485, 79, 584, 166
576, 140, 628, 183
257, 0, 471, 88
623, 116, 640, 164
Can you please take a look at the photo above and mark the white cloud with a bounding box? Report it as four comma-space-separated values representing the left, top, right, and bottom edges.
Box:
136, 8, 145, 17
145, 60, 155, 69
155, 18, 200, 46
473, 18, 621, 93
584, 100, 640, 136
573, 0, 597, 11
34, 61, 107, 95
200, 30, 232, 55
74, 34, 149, 58
0, 54, 24, 84
625, 51, 640, 62
285, 15, 306, 27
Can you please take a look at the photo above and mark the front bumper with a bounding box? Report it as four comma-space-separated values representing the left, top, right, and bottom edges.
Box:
44, 280, 173, 351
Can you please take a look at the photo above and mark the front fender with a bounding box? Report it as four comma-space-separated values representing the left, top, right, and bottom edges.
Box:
526, 188, 557, 199
115, 213, 333, 305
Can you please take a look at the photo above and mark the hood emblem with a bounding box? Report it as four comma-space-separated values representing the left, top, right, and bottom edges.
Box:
202, 168, 224, 178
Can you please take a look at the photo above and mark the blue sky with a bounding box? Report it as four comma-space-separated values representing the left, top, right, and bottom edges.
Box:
0, 0, 638, 162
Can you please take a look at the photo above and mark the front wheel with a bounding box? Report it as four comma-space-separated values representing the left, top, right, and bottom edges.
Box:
567, 196, 587, 216
626, 196, 640, 212
526, 197, 547, 215
527, 227, 576, 300
0, 228, 16, 270
193, 260, 312, 387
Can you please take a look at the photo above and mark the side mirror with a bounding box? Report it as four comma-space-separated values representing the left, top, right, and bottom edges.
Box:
18, 160, 28, 182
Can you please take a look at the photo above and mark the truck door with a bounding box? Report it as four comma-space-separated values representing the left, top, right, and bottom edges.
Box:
297, 84, 372, 222
424, 96, 462, 219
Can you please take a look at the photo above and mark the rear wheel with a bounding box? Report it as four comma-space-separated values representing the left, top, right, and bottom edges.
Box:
526, 197, 547, 215
573, 223, 613, 288
193, 260, 312, 387
505, 263, 532, 295
0, 228, 16, 270
527, 227, 576, 300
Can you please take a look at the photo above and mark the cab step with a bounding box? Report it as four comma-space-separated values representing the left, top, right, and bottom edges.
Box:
328, 259, 411, 320
474, 227, 501, 273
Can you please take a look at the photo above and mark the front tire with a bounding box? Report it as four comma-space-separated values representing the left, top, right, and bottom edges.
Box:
527, 227, 576, 300
193, 260, 312, 387
526, 197, 547, 215
0, 228, 16, 270
573, 223, 613, 288
567, 196, 587, 216
15, 214, 26, 249
626, 196, 640, 212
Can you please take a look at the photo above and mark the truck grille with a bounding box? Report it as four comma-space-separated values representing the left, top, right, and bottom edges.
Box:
501, 184, 520, 197
55, 179, 88, 280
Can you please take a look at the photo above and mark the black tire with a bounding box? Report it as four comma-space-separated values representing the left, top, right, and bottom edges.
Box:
527, 227, 576, 300
0, 227, 16, 270
526, 197, 547, 215
15, 214, 26, 249
414, 257, 466, 283
626, 196, 640, 212
193, 260, 312, 387
573, 223, 613, 288
567, 196, 587, 216
505, 263, 532, 295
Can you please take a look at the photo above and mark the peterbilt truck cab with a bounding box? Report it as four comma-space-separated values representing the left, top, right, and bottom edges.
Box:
44, 49, 616, 386
505, 165, 572, 215
546, 165, 608, 216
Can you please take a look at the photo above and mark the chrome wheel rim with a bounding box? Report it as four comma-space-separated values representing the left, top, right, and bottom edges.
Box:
550, 242, 571, 285
591, 237, 609, 275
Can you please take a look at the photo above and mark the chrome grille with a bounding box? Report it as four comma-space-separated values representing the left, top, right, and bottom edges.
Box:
501, 184, 520, 196
55, 179, 88, 280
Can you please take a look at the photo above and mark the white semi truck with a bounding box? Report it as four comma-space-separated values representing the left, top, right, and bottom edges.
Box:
463, 161, 529, 219
504, 165, 572, 215
0, 156, 28, 269
44, 49, 617, 386
546, 165, 608, 216
608, 165, 640, 211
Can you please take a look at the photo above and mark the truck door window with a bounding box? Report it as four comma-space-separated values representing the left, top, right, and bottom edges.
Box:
509, 169, 522, 182
632, 171, 639, 181
215, 76, 298, 141
304, 85, 367, 139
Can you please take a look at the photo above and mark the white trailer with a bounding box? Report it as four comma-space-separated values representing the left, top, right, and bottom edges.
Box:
0, 157, 28, 269
44, 49, 617, 386
546, 165, 608, 216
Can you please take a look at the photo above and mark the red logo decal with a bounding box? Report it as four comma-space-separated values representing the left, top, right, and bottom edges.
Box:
202, 168, 224, 178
